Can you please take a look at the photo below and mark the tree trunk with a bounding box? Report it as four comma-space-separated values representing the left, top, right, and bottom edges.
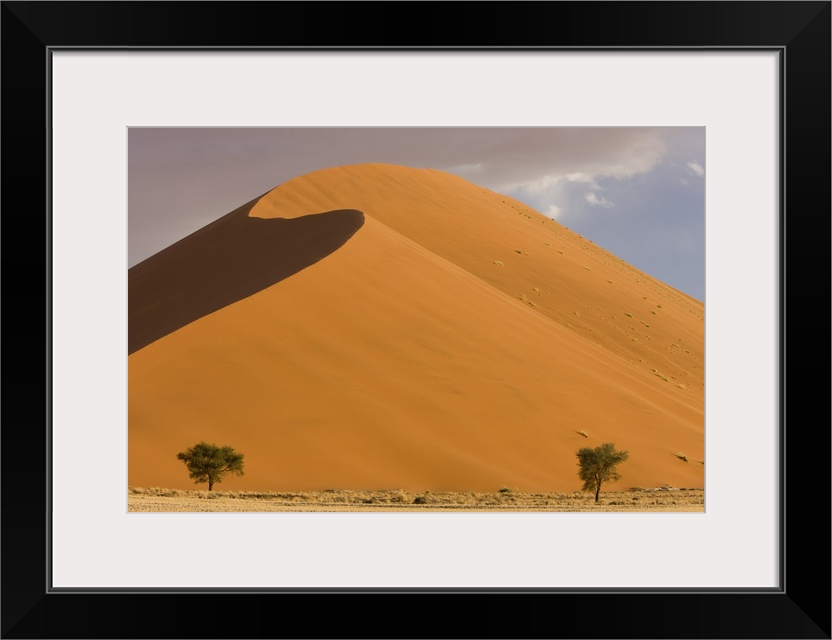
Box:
595, 483, 600, 502
208, 479, 213, 491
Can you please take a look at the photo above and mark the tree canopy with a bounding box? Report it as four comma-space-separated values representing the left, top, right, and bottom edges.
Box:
176, 442, 244, 491
576, 442, 629, 501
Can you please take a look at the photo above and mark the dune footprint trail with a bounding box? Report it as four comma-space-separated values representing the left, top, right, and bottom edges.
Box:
129, 163, 704, 495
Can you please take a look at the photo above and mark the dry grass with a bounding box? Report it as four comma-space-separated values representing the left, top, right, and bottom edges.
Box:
128, 486, 704, 512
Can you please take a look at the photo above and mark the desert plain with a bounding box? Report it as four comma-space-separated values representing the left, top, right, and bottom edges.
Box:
128, 163, 704, 509
128, 486, 704, 512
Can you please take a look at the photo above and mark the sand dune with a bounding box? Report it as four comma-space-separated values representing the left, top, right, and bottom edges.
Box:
129, 163, 704, 494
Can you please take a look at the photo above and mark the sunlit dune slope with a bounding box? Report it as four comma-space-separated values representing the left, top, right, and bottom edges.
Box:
129, 163, 703, 493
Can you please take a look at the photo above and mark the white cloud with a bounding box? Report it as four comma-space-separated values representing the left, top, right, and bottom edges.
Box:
585, 192, 614, 208
511, 173, 562, 194
680, 178, 690, 185
547, 204, 564, 218
686, 161, 705, 177
566, 172, 596, 183
476, 128, 670, 194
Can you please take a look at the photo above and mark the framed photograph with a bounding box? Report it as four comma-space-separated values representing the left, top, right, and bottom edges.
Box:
126, 125, 707, 516
3, 2, 829, 638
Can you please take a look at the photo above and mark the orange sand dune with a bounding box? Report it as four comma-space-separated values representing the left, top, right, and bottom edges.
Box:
129, 163, 704, 493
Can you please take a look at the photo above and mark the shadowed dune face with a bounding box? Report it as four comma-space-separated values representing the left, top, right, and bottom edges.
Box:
128, 201, 364, 354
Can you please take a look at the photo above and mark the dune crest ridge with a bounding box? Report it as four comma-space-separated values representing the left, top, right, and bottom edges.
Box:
129, 163, 704, 494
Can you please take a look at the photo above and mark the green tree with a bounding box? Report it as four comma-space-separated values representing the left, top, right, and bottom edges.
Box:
576, 442, 629, 502
176, 442, 244, 491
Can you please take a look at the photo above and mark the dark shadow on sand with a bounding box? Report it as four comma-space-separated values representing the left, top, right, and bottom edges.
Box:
129, 196, 364, 354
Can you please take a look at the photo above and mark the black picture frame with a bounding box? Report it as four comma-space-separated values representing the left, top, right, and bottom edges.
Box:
2, 2, 829, 638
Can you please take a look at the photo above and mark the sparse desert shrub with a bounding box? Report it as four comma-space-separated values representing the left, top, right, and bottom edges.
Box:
624, 312, 633, 318
176, 442, 244, 491
577, 429, 589, 438
675, 453, 688, 462
498, 487, 512, 494
493, 260, 504, 266
413, 495, 428, 505
576, 443, 629, 502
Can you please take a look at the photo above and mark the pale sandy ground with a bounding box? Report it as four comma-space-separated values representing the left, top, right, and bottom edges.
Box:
129, 164, 704, 494
128, 487, 704, 513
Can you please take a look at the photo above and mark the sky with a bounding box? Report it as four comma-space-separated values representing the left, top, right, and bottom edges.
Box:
129, 128, 705, 300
